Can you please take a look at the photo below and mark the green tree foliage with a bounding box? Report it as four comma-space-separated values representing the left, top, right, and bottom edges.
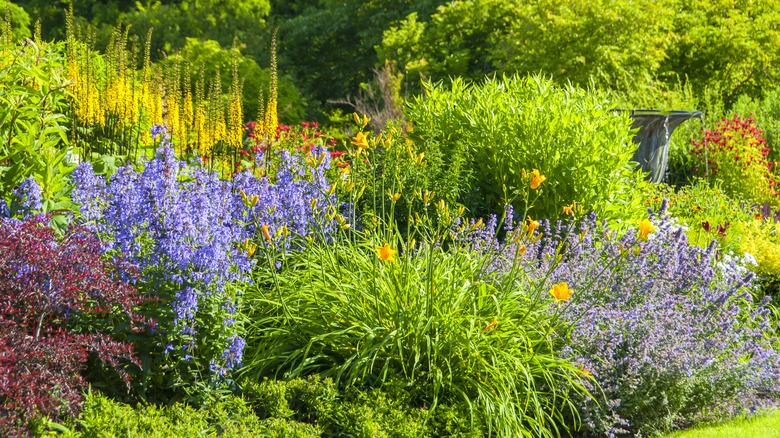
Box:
14, 0, 271, 59
2, 1, 31, 40
380, 0, 780, 105
167, 38, 306, 123
275, 0, 446, 117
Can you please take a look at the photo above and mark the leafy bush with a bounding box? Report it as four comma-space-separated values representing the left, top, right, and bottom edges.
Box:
241, 206, 588, 437
74, 391, 318, 438
737, 219, 780, 301
645, 179, 755, 250
405, 74, 647, 220
732, 87, 780, 162
243, 376, 433, 438
691, 115, 777, 206
0, 35, 77, 229
0, 217, 139, 436
488, 203, 780, 437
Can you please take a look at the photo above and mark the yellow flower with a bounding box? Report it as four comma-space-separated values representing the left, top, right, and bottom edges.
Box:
638, 219, 656, 240
527, 216, 540, 233
351, 131, 369, 150
549, 282, 572, 301
562, 205, 574, 215
530, 169, 547, 189
517, 244, 527, 256
376, 242, 397, 263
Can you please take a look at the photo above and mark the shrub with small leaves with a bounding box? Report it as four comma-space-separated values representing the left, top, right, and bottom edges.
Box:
0, 216, 140, 436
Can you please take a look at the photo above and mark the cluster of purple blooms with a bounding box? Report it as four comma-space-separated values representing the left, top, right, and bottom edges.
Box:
69, 126, 338, 375
1, 176, 43, 219
459, 201, 780, 437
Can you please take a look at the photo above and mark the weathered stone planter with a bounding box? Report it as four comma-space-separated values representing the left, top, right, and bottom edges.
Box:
613, 109, 702, 183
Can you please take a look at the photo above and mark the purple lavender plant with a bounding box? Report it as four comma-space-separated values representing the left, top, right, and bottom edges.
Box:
457, 202, 780, 436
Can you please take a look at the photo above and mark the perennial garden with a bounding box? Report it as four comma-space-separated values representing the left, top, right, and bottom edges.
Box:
1, 3, 780, 438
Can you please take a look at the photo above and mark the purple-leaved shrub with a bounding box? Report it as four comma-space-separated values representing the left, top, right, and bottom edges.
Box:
461, 201, 780, 437
69, 127, 337, 383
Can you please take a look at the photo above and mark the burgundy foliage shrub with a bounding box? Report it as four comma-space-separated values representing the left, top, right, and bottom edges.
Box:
0, 217, 140, 436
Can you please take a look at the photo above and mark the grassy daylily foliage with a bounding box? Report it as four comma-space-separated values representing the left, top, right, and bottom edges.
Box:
242, 211, 590, 437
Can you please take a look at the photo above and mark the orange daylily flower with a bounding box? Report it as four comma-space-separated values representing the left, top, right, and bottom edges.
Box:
376, 242, 397, 263
562, 205, 574, 215
530, 169, 547, 189
527, 216, 540, 233
549, 282, 572, 301
262, 224, 272, 242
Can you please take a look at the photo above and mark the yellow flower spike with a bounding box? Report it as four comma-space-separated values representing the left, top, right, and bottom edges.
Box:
637, 219, 656, 240
526, 217, 540, 234
262, 225, 272, 242
351, 131, 370, 151
376, 242, 397, 263
549, 282, 572, 301
530, 169, 547, 190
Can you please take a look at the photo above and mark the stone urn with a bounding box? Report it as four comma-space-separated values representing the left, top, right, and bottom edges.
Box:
612, 109, 703, 183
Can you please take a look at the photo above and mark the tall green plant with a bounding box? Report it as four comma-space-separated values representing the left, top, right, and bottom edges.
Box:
240, 172, 591, 437
406, 74, 647, 220
0, 31, 75, 227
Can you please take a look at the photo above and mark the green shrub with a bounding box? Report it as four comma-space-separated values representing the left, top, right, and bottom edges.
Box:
73, 391, 319, 437
0, 34, 76, 228
405, 74, 647, 220
241, 211, 587, 437
732, 87, 780, 163
646, 179, 755, 250
243, 376, 432, 438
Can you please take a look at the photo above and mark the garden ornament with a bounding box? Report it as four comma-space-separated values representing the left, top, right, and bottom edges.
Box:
612, 109, 703, 183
